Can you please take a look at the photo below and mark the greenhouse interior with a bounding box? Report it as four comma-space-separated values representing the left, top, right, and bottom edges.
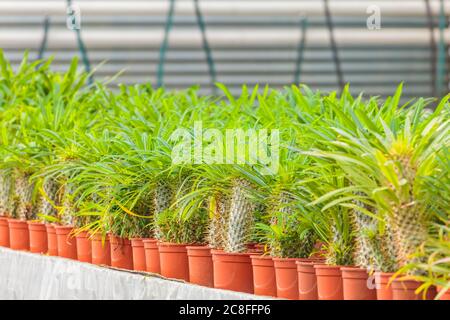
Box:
0, 0, 449, 305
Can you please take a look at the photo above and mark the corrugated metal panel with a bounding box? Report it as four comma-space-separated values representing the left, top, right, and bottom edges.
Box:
0, 0, 449, 99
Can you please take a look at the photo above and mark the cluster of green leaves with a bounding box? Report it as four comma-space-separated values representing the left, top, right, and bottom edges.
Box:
0, 53, 448, 291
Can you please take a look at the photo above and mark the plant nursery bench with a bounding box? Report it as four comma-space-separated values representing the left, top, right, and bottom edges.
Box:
0, 247, 265, 300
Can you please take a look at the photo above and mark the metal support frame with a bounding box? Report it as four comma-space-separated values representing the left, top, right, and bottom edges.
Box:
37, 16, 50, 61
324, 0, 344, 91
157, 0, 217, 93
294, 17, 308, 85
66, 0, 93, 85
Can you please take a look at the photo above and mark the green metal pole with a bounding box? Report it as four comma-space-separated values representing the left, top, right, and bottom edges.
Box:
436, 0, 446, 97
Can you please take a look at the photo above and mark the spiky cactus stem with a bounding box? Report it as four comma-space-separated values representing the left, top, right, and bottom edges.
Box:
224, 178, 255, 253
391, 205, 428, 271
269, 191, 316, 258
350, 193, 382, 270
36, 178, 58, 220
14, 170, 34, 220
326, 215, 355, 266
153, 181, 174, 240
373, 221, 398, 272
206, 192, 229, 249
0, 169, 12, 216
388, 153, 427, 274
60, 182, 77, 226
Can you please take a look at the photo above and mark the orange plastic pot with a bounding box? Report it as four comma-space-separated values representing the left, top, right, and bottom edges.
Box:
55, 226, 77, 259
374, 271, 394, 300
131, 238, 147, 271
8, 219, 29, 251
0, 216, 10, 247
314, 264, 344, 300
45, 224, 58, 256
75, 231, 92, 263
91, 233, 111, 266
110, 235, 133, 270
187, 246, 214, 287
28, 222, 47, 254
391, 279, 436, 300
296, 261, 320, 300
143, 239, 160, 274
250, 255, 276, 297
437, 286, 450, 300
212, 250, 254, 294
341, 267, 377, 300
158, 242, 190, 281
273, 258, 299, 299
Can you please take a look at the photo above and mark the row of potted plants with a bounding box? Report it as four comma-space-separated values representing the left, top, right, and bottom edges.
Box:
0, 220, 447, 300
0, 52, 448, 300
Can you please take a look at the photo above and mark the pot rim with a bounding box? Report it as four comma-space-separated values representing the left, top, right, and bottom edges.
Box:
157, 242, 189, 247
142, 238, 158, 243
27, 221, 45, 226
54, 225, 74, 230
211, 249, 253, 257
7, 218, 27, 223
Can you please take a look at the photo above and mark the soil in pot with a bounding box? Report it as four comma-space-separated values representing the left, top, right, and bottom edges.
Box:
131, 238, 147, 272
250, 255, 276, 297
76, 231, 92, 263
8, 219, 30, 251
187, 246, 214, 287
341, 267, 377, 300
391, 278, 437, 300
91, 233, 111, 266
110, 235, 133, 270
158, 242, 190, 281
314, 264, 344, 300
212, 250, 254, 294
0, 216, 10, 247
55, 225, 77, 259
28, 222, 48, 254
45, 224, 58, 256
143, 239, 160, 274
374, 271, 394, 300
296, 261, 320, 300
273, 258, 299, 300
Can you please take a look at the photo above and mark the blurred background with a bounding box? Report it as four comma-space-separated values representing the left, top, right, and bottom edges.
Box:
0, 0, 449, 100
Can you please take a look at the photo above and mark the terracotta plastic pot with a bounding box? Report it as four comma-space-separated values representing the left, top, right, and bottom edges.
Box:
158, 242, 190, 281
55, 226, 77, 259
437, 286, 450, 300
8, 219, 30, 251
341, 267, 377, 300
273, 258, 299, 299
314, 264, 344, 300
374, 271, 394, 300
212, 250, 254, 294
45, 224, 58, 256
0, 216, 10, 247
391, 279, 437, 300
187, 246, 214, 287
250, 255, 276, 297
131, 238, 147, 271
143, 239, 160, 274
75, 231, 92, 263
90, 233, 111, 266
28, 222, 48, 254
296, 261, 320, 300
110, 235, 133, 270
